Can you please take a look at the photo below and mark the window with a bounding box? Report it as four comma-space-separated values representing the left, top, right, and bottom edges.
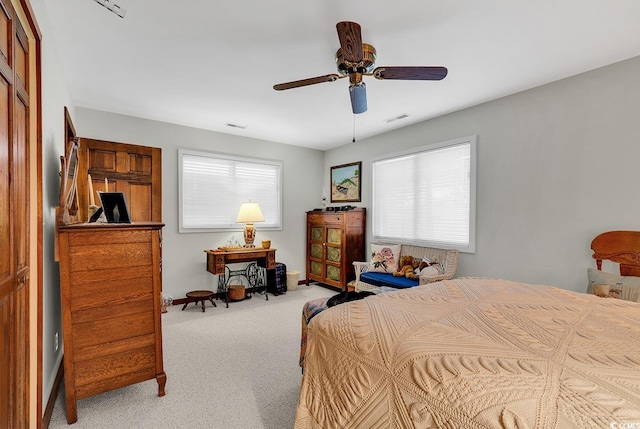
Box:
371, 135, 476, 252
179, 149, 282, 233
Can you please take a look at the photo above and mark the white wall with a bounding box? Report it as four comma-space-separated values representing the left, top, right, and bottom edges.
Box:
74, 108, 324, 299
325, 55, 640, 293
30, 0, 75, 410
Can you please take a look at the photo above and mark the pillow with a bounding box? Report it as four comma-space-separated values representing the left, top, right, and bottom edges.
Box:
369, 244, 401, 273
587, 267, 640, 302
418, 265, 440, 277
416, 257, 442, 277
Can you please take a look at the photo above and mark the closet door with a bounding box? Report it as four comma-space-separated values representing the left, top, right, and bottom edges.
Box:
0, 1, 30, 426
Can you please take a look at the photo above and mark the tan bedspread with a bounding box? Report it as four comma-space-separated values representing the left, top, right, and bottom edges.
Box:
295, 278, 640, 428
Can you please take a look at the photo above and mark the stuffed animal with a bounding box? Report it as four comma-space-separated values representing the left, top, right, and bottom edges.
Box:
393, 255, 418, 278
410, 257, 440, 280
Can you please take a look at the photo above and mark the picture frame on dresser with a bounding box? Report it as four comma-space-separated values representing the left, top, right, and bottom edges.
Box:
98, 192, 132, 223
330, 161, 361, 203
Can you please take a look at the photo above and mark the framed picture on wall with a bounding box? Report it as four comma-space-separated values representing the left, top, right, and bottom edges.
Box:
330, 161, 361, 203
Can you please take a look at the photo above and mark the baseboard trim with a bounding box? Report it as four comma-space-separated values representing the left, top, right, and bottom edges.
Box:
42, 357, 64, 429
170, 280, 308, 307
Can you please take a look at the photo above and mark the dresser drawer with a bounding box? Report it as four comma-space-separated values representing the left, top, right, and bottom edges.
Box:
72, 310, 155, 354
68, 241, 152, 271
308, 212, 344, 224
69, 268, 154, 313
74, 343, 157, 396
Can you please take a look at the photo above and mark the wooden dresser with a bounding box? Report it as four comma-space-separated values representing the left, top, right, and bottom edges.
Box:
306, 208, 366, 290
57, 222, 166, 424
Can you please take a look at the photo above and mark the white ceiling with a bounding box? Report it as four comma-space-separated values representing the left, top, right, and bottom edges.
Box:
45, 0, 640, 150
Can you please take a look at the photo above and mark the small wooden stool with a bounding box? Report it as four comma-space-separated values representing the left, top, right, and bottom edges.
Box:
182, 290, 216, 312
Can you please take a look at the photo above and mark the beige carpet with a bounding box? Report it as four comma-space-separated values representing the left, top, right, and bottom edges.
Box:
48, 284, 333, 429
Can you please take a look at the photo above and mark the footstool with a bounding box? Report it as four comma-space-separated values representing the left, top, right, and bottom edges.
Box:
182, 290, 217, 312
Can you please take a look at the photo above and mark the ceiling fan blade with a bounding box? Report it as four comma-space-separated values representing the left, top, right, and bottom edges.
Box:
336, 21, 363, 64
349, 83, 367, 114
273, 74, 341, 91
373, 66, 448, 81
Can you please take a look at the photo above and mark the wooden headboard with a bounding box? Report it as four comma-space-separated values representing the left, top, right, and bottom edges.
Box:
591, 231, 640, 277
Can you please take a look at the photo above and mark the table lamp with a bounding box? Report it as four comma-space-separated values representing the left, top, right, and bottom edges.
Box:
236, 201, 264, 247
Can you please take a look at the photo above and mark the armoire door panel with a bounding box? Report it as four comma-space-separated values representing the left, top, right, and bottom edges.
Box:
326, 265, 341, 282
327, 228, 341, 245
310, 243, 322, 259
326, 247, 341, 263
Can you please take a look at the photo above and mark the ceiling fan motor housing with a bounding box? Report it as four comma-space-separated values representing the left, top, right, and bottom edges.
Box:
336, 43, 377, 75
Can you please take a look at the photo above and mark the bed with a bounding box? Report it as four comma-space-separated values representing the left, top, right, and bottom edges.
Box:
589, 230, 640, 301
299, 287, 397, 368
295, 278, 640, 428
295, 232, 640, 428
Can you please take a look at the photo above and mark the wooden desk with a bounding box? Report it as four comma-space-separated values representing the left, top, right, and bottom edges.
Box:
204, 248, 277, 307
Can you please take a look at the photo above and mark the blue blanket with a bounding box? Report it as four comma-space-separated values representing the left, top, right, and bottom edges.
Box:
360, 271, 419, 288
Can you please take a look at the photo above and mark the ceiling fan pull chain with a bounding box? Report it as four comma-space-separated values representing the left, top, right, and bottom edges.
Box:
353, 115, 356, 143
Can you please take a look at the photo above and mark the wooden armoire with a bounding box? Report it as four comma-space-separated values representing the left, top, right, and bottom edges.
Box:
306, 208, 366, 290
56, 129, 165, 424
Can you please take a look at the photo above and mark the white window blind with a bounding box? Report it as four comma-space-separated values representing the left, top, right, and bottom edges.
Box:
179, 149, 282, 232
372, 136, 476, 252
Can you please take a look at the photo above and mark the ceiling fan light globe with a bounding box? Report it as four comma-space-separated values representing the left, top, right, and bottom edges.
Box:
349, 83, 367, 114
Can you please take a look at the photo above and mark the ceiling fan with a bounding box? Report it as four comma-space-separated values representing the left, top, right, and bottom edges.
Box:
273, 21, 448, 114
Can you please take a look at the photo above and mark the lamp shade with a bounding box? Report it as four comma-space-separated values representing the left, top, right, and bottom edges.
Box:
236, 202, 265, 224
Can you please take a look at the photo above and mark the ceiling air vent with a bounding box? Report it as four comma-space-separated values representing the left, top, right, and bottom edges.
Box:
92, 0, 126, 18
385, 113, 409, 124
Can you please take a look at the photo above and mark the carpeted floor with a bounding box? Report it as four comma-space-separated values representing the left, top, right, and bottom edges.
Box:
48, 283, 333, 429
